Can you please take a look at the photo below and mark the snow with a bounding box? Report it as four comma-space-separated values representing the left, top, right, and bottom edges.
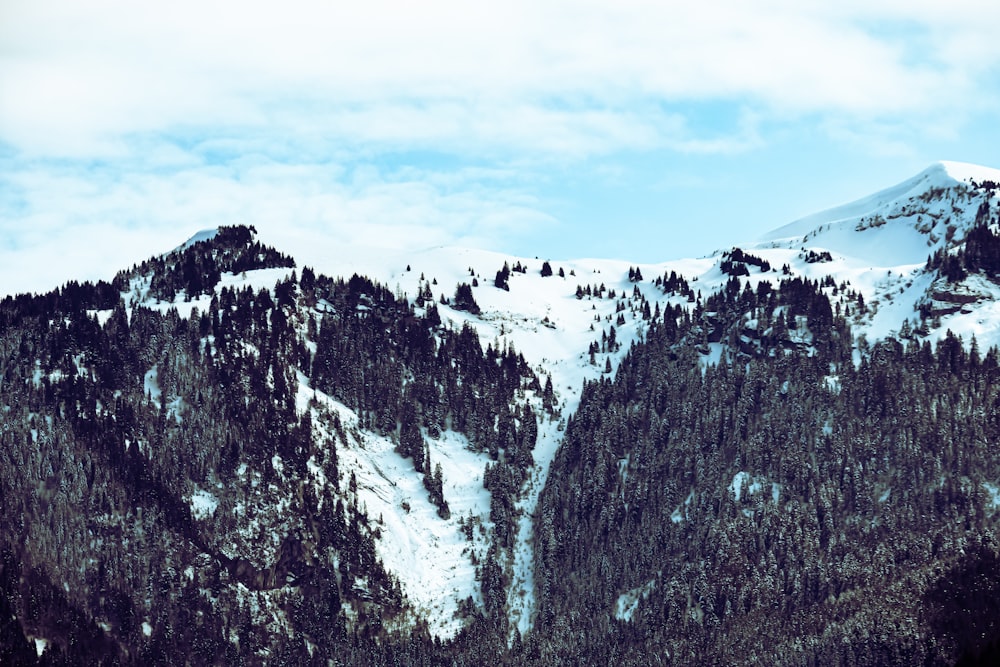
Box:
671, 491, 695, 524
939, 160, 1000, 186
701, 342, 727, 369
189, 488, 220, 520
761, 162, 981, 245
924, 274, 1000, 352
175, 228, 219, 252
983, 482, 1000, 511
614, 578, 656, 622
87, 308, 114, 326
508, 412, 567, 637
297, 377, 493, 639
144, 365, 161, 408
731, 472, 763, 502
731, 472, 750, 502
123, 267, 295, 321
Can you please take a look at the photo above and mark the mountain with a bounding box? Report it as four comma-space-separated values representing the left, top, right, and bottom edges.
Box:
3, 163, 1000, 665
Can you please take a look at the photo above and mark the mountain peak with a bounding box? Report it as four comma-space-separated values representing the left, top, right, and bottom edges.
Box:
176, 228, 220, 252
761, 161, 999, 245
935, 159, 1000, 187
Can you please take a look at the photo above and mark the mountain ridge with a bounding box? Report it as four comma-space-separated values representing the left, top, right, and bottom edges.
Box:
761, 160, 1000, 243
5, 162, 1000, 664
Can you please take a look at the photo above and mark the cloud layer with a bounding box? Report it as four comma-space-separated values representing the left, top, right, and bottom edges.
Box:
4, 0, 997, 157
2, 0, 1000, 294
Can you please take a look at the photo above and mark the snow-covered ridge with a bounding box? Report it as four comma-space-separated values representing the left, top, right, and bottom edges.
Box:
762, 161, 1000, 243
173, 228, 219, 253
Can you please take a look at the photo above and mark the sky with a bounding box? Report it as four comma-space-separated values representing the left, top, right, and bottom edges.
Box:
3, 0, 1000, 295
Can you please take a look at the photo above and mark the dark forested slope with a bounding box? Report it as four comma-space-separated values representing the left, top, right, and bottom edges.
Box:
531, 274, 1000, 666
0, 227, 538, 664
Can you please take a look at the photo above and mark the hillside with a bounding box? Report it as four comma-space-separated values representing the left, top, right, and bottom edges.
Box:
4, 162, 1000, 664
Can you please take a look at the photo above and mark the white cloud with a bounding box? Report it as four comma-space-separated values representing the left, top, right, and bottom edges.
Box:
0, 154, 556, 295
2, 0, 997, 158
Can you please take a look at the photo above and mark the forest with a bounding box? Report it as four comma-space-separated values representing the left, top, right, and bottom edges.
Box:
2, 226, 1000, 665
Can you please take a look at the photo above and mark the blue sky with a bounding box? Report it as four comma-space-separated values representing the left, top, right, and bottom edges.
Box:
2, 0, 1000, 294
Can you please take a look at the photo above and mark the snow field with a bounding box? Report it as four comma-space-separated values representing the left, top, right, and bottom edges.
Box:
296, 376, 494, 639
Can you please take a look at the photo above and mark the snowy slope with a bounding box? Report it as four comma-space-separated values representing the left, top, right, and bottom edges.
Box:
763, 162, 1000, 248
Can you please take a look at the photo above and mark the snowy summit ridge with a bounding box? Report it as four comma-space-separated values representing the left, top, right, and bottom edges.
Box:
762, 161, 1000, 244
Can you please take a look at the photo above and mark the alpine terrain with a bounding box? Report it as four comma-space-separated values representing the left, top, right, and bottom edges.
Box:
4, 161, 1000, 664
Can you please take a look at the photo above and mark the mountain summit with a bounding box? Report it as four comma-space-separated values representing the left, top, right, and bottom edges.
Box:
727, 161, 1000, 348
763, 161, 1000, 248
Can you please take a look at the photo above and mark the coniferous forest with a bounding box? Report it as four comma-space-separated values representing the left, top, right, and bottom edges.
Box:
2, 226, 1000, 665
533, 284, 1000, 665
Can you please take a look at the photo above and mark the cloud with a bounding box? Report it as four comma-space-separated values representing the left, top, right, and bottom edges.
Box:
0, 152, 556, 295
2, 0, 997, 158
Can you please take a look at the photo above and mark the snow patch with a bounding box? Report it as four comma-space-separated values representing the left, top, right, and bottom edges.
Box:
983, 482, 1000, 510
614, 578, 656, 622
144, 366, 161, 408
189, 488, 219, 520
176, 228, 219, 252
671, 491, 694, 524
731, 471, 763, 502
87, 308, 114, 327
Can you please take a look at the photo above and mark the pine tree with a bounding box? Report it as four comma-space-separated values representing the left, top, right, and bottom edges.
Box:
453, 283, 481, 314
494, 263, 511, 291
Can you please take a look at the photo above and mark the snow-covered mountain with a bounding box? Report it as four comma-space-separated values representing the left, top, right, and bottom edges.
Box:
219, 160, 1000, 640
255, 159, 1000, 639
106, 163, 1000, 621
6, 161, 1000, 665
